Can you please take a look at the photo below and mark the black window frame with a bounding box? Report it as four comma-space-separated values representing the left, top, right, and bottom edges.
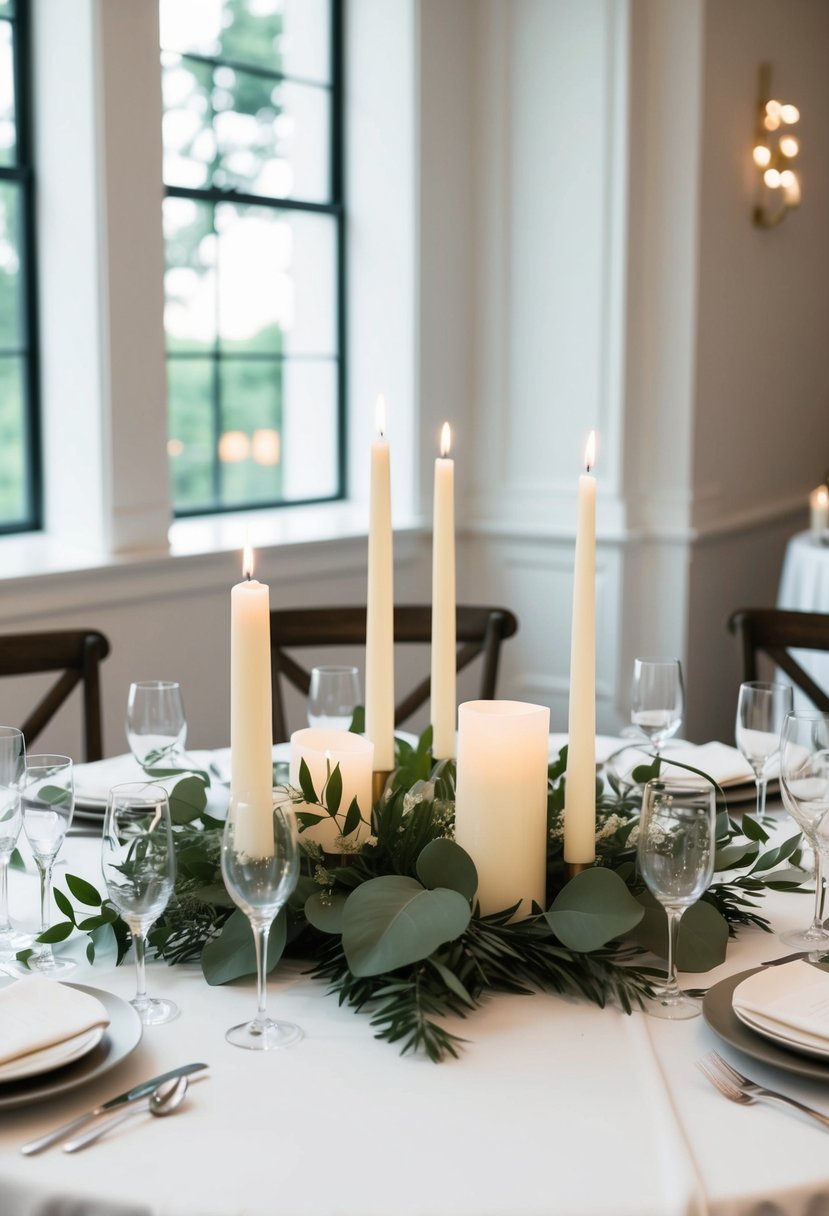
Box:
0, 0, 42, 535
163, 0, 346, 519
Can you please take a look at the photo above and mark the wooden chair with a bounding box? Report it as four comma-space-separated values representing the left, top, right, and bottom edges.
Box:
269, 605, 518, 741
728, 608, 829, 712
0, 629, 111, 760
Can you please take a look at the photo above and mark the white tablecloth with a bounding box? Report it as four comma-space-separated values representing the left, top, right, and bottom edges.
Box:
0, 821, 826, 1216
777, 530, 829, 709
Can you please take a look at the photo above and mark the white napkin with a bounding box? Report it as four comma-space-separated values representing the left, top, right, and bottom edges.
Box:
733, 961, 829, 1055
604, 740, 756, 789
74, 750, 216, 804
0, 978, 110, 1065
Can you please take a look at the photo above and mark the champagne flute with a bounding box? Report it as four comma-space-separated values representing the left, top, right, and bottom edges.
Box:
126, 681, 187, 770
778, 711, 829, 950
0, 727, 28, 960
221, 797, 302, 1050
631, 658, 684, 755
23, 755, 74, 975
307, 666, 361, 730
102, 783, 178, 1024
638, 779, 716, 1019
735, 681, 793, 820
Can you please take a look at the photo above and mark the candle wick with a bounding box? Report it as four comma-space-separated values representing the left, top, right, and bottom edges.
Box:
245, 571, 252, 581
586, 464, 591, 474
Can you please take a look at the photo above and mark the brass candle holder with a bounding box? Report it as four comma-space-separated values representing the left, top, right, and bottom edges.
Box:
564, 860, 593, 881
372, 769, 392, 806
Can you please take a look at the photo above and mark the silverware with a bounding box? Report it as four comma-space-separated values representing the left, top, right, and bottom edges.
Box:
697, 1050, 829, 1131
762, 951, 829, 967
20, 1061, 208, 1155
62, 1074, 191, 1152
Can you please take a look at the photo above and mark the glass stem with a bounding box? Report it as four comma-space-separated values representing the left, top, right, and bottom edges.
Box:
253, 919, 271, 1026
131, 926, 148, 1004
38, 859, 53, 935
0, 856, 10, 934
664, 907, 684, 999
812, 849, 827, 933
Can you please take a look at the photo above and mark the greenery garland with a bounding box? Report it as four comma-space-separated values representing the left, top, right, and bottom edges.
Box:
37, 732, 805, 1062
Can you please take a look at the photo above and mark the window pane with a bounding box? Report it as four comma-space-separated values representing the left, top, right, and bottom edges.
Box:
0, 22, 16, 167
0, 356, 27, 524
281, 359, 338, 500
167, 358, 216, 512
160, 0, 331, 84
161, 54, 214, 191
216, 204, 335, 356
0, 182, 21, 349
163, 196, 216, 353
219, 359, 283, 506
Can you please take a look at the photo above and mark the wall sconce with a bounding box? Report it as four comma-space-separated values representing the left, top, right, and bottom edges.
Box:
752, 63, 801, 228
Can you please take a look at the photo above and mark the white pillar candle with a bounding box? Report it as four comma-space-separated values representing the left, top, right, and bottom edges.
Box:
365, 395, 395, 771
455, 700, 550, 918
431, 422, 456, 759
230, 540, 274, 858
564, 431, 597, 866
810, 485, 829, 542
290, 729, 374, 853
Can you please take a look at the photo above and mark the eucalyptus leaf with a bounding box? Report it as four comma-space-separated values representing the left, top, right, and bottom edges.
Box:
416, 839, 478, 902
201, 908, 286, 985
342, 875, 471, 977
545, 868, 644, 951
630, 891, 729, 972
305, 891, 348, 934
168, 775, 207, 825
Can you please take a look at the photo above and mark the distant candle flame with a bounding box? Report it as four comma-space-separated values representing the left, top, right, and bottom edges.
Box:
375, 394, 386, 438
440, 422, 452, 457
243, 536, 254, 580
584, 430, 597, 473
819, 487, 829, 506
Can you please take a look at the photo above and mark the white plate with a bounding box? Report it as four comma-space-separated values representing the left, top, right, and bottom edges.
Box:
0, 983, 142, 1110
732, 1004, 829, 1061
0, 1024, 106, 1083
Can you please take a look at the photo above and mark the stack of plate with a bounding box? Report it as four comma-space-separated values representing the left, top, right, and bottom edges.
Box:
601, 739, 777, 808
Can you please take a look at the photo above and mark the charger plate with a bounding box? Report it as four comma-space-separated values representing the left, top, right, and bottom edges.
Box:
0, 983, 142, 1110
703, 967, 829, 1082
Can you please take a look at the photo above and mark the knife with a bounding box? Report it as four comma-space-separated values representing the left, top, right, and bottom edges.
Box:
20, 1061, 208, 1155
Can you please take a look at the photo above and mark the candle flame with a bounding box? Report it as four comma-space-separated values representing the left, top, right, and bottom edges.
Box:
819, 487, 829, 506
375, 394, 386, 438
440, 422, 452, 457
584, 430, 597, 473
242, 535, 254, 580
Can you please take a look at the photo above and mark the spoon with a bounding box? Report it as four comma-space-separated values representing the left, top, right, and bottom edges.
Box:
62, 1075, 189, 1153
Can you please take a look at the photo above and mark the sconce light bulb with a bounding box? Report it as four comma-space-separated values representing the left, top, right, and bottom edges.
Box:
763, 114, 780, 132
765, 99, 782, 119
780, 103, 800, 124
752, 144, 772, 168
783, 173, 801, 205
779, 135, 799, 158
763, 168, 781, 188
779, 169, 796, 188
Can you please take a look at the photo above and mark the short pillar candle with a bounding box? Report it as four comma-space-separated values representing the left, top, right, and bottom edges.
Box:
290, 729, 374, 853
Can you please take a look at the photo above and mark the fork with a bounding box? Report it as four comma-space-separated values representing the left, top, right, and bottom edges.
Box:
697, 1051, 829, 1131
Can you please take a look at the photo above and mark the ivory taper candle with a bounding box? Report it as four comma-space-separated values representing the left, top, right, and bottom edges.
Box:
431, 422, 456, 759
365, 395, 395, 771
563, 431, 597, 866
230, 539, 274, 858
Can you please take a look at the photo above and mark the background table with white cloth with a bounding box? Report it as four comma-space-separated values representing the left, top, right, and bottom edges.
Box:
777, 530, 829, 708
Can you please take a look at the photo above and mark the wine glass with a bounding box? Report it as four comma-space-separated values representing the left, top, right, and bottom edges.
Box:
102, 783, 178, 1024
307, 666, 361, 730
0, 727, 28, 960
126, 681, 187, 769
778, 711, 829, 950
631, 658, 684, 755
735, 681, 793, 820
23, 754, 74, 975
637, 778, 716, 1019
221, 796, 302, 1050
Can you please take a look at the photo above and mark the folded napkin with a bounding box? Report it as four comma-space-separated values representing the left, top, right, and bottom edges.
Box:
0, 978, 110, 1066
604, 740, 756, 789
733, 961, 829, 1056
74, 750, 216, 804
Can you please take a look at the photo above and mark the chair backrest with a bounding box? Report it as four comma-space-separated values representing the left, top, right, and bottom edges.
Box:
728, 608, 829, 712
0, 629, 111, 760
269, 605, 519, 742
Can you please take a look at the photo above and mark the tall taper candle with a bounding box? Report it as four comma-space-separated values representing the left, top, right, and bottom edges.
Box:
230, 539, 274, 858
431, 422, 456, 759
365, 395, 395, 771
563, 431, 597, 866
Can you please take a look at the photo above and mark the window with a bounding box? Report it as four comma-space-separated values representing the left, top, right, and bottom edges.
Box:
0, 0, 39, 534
160, 0, 343, 517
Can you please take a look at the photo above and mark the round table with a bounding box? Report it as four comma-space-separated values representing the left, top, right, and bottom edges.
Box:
777, 530, 829, 709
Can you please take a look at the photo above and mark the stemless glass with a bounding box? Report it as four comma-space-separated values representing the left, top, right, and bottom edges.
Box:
735, 681, 793, 819
631, 659, 685, 755
221, 798, 302, 1050
778, 711, 829, 950
307, 666, 361, 731
102, 783, 178, 1024
638, 779, 716, 1019
126, 681, 187, 770
23, 755, 74, 975
0, 727, 27, 960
